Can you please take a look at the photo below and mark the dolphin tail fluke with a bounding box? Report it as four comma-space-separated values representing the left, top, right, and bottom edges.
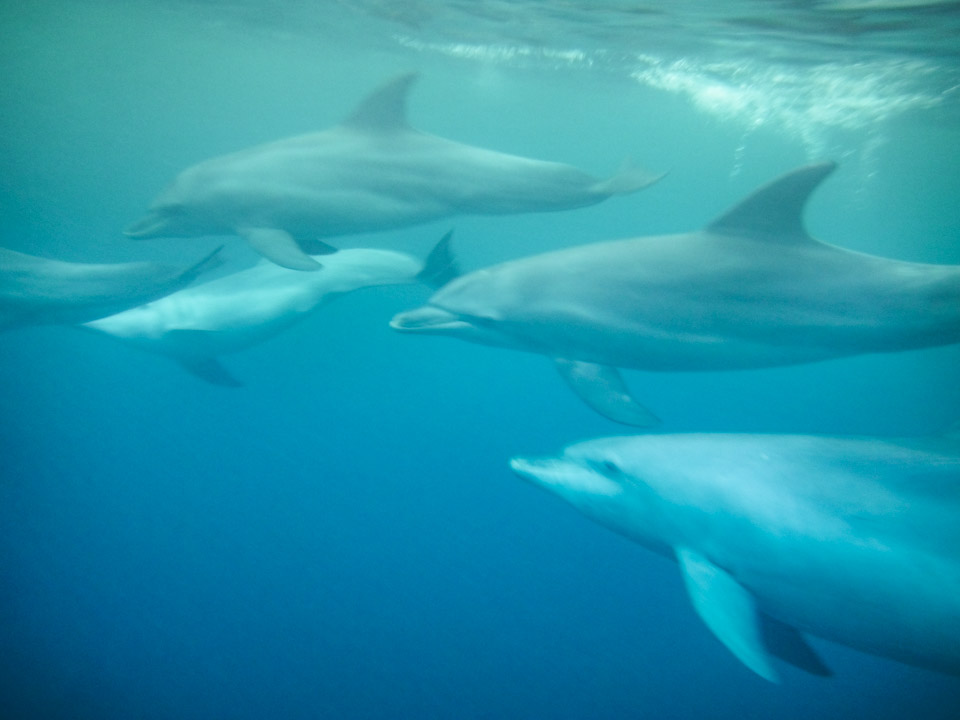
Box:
238, 227, 323, 271
417, 230, 460, 289
676, 547, 781, 683
592, 159, 665, 197
554, 359, 660, 426
178, 356, 244, 388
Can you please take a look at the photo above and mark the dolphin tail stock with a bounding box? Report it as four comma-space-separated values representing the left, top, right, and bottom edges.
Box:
416, 230, 460, 289
554, 358, 660, 427
591, 158, 666, 198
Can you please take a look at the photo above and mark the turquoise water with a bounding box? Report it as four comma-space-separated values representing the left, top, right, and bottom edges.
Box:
1, 1, 959, 717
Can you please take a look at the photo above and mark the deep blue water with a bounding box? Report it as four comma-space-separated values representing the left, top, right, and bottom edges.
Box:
2, 1, 960, 718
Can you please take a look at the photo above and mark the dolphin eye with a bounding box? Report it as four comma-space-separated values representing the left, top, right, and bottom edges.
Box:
591, 459, 623, 477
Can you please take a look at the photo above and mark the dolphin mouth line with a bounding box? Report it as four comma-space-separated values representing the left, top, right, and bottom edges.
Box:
389, 306, 469, 333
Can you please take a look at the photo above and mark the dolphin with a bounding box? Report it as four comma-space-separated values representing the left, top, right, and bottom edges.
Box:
0, 245, 221, 330
511, 431, 960, 681
123, 73, 661, 271
82, 233, 457, 385
391, 163, 960, 425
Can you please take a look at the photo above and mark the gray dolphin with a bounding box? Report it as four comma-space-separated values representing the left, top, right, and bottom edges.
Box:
124, 73, 661, 271
511, 431, 960, 681
0, 246, 221, 330
391, 163, 960, 425
83, 234, 456, 386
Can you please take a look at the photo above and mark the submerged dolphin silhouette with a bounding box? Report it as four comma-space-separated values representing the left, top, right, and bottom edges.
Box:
83, 233, 457, 385
391, 163, 960, 425
124, 73, 661, 271
511, 431, 960, 681
0, 246, 221, 330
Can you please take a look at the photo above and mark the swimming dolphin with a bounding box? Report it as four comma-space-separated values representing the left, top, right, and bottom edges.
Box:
123, 73, 661, 271
0, 246, 221, 330
511, 431, 960, 681
391, 163, 960, 425
82, 233, 457, 385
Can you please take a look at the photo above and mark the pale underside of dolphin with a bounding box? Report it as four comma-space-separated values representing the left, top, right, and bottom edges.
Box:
511, 431, 960, 681
391, 163, 960, 425
0, 245, 221, 330
83, 233, 457, 386
124, 73, 662, 271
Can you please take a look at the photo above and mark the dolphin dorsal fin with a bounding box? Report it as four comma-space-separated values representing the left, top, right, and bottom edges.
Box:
706, 162, 837, 243
343, 72, 418, 133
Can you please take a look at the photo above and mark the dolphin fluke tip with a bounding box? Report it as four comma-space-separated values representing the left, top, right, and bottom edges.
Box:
594, 159, 666, 197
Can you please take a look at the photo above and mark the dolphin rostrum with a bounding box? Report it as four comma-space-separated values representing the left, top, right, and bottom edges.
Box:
511, 431, 960, 681
83, 233, 457, 386
391, 163, 960, 425
0, 245, 221, 330
124, 73, 661, 271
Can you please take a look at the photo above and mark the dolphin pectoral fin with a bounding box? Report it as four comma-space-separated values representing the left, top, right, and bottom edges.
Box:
295, 237, 339, 256
238, 227, 322, 271
177, 356, 244, 387
675, 547, 781, 683
416, 230, 460, 289
591, 159, 665, 197
554, 359, 660, 427
760, 614, 832, 677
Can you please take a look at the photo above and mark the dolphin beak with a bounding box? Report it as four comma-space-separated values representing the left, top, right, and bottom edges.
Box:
124, 212, 168, 239
511, 456, 622, 495
510, 456, 565, 486
390, 305, 471, 334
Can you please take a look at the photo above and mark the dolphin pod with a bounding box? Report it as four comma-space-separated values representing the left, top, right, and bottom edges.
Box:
7, 69, 959, 689
123, 73, 662, 271
392, 163, 960, 425
0, 245, 222, 330
511, 431, 960, 681
83, 233, 457, 386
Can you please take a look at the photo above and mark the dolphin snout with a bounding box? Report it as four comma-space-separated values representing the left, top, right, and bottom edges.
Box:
511, 455, 622, 496
510, 456, 561, 485
124, 212, 170, 239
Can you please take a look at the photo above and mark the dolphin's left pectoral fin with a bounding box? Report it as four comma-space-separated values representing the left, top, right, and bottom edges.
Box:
238, 227, 323, 271
554, 359, 660, 426
675, 546, 780, 683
